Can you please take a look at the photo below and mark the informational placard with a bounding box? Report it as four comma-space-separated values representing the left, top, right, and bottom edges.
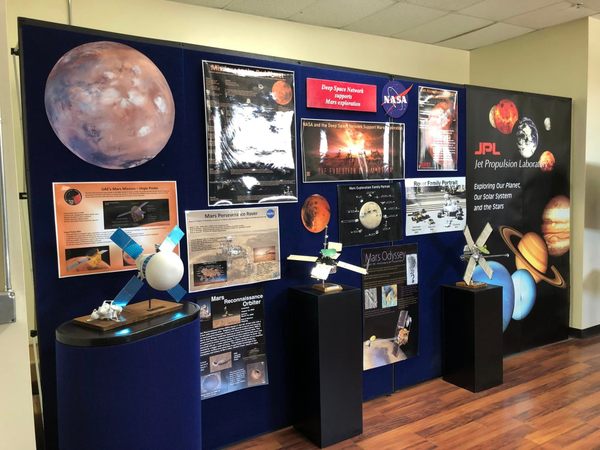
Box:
306, 78, 377, 112
203, 61, 297, 206
337, 183, 402, 246
52, 181, 178, 278
185, 207, 280, 292
405, 177, 466, 236
302, 119, 404, 182
467, 87, 570, 351
361, 244, 419, 371
418, 86, 458, 171
198, 286, 268, 399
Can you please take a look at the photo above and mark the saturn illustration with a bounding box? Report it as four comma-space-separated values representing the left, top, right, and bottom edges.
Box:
499, 226, 566, 288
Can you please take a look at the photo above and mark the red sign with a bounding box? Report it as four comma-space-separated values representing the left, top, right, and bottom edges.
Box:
306, 78, 377, 112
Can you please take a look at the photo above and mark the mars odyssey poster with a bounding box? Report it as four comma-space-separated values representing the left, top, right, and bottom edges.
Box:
361, 244, 419, 371
185, 207, 280, 292
466, 87, 571, 353
203, 61, 297, 206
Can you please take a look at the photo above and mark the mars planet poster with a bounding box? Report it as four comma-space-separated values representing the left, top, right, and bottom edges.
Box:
301, 119, 404, 182
466, 86, 571, 353
45, 41, 175, 170
338, 183, 402, 246
418, 86, 458, 171
203, 61, 297, 206
361, 244, 419, 371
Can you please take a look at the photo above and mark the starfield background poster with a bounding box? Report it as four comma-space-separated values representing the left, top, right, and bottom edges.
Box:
302, 119, 404, 182
466, 86, 571, 354
203, 61, 297, 206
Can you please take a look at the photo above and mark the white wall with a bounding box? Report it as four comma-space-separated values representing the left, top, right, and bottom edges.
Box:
0, 1, 471, 447
470, 19, 590, 329
583, 17, 600, 329
0, 0, 36, 446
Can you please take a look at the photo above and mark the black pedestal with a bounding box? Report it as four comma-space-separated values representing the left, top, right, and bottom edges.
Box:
442, 284, 503, 392
289, 285, 363, 448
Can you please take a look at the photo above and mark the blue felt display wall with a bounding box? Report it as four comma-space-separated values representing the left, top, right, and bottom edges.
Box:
20, 19, 465, 449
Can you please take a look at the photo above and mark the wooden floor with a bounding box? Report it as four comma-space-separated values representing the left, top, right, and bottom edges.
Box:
228, 335, 600, 450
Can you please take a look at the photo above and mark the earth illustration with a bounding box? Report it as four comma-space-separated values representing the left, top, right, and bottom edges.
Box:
45, 41, 175, 169
515, 117, 539, 159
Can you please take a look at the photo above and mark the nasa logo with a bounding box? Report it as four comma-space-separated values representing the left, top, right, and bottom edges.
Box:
382, 81, 412, 118
475, 142, 501, 156
266, 208, 275, 219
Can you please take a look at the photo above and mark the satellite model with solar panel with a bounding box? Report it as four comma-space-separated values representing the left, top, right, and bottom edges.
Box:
77, 225, 187, 330
287, 226, 368, 292
460, 223, 508, 287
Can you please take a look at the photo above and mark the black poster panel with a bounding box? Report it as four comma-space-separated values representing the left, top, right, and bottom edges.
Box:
466, 86, 571, 354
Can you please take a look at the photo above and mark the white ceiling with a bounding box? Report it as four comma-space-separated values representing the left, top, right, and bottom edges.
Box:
169, 0, 600, 50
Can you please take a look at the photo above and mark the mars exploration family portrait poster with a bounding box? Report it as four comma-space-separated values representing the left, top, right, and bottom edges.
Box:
466, 87, 571, 353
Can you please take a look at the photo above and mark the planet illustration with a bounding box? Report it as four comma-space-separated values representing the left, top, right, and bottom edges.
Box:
511, 269, 536, 320
301, 194, 330, 233
201, 373, 221, 393
499, 226, 566, 288
472, 261, 514, 332
544, 117, 551, 131
542, 195, 570, 257
271, 80, 293, 106
539, 150, 555, 172
45, 41, 175, 169
490, 99, 519, 134
515, 117, 539, 158
359, 201, 382, 229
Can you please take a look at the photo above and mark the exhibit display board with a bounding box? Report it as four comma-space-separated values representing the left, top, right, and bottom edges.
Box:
466, 86, 571, 353
19, 19, 467, 450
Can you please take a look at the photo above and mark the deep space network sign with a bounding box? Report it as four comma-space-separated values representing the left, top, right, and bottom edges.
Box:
466, 86, 571, 354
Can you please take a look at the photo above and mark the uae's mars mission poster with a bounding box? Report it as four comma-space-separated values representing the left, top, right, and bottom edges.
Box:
466, 87, 571, 354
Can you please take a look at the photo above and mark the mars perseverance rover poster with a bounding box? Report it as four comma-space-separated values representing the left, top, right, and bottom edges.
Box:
185, 207, 280, 292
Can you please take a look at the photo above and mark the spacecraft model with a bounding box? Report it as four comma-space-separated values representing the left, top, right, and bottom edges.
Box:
117, 201, 149, 222
461, 223, 508, 286
287, 226, 367, 292
109, 225, 186, 307
89, 300, 123, 322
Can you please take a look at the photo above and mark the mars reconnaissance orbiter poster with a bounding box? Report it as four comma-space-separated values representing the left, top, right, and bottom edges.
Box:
405, 177, 466, 236
467, 87, 571, 352
203, 61, 297, 206
185, 207, 280, 292
197, 286, 268, 400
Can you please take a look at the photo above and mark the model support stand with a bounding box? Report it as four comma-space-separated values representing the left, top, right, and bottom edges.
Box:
442, 284, 503, 392
289, 285, 363, 447
55, 302, 201, 450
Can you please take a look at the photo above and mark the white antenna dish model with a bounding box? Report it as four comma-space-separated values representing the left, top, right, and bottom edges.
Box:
460, 223, 508, 286
288, 226, 367, 292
